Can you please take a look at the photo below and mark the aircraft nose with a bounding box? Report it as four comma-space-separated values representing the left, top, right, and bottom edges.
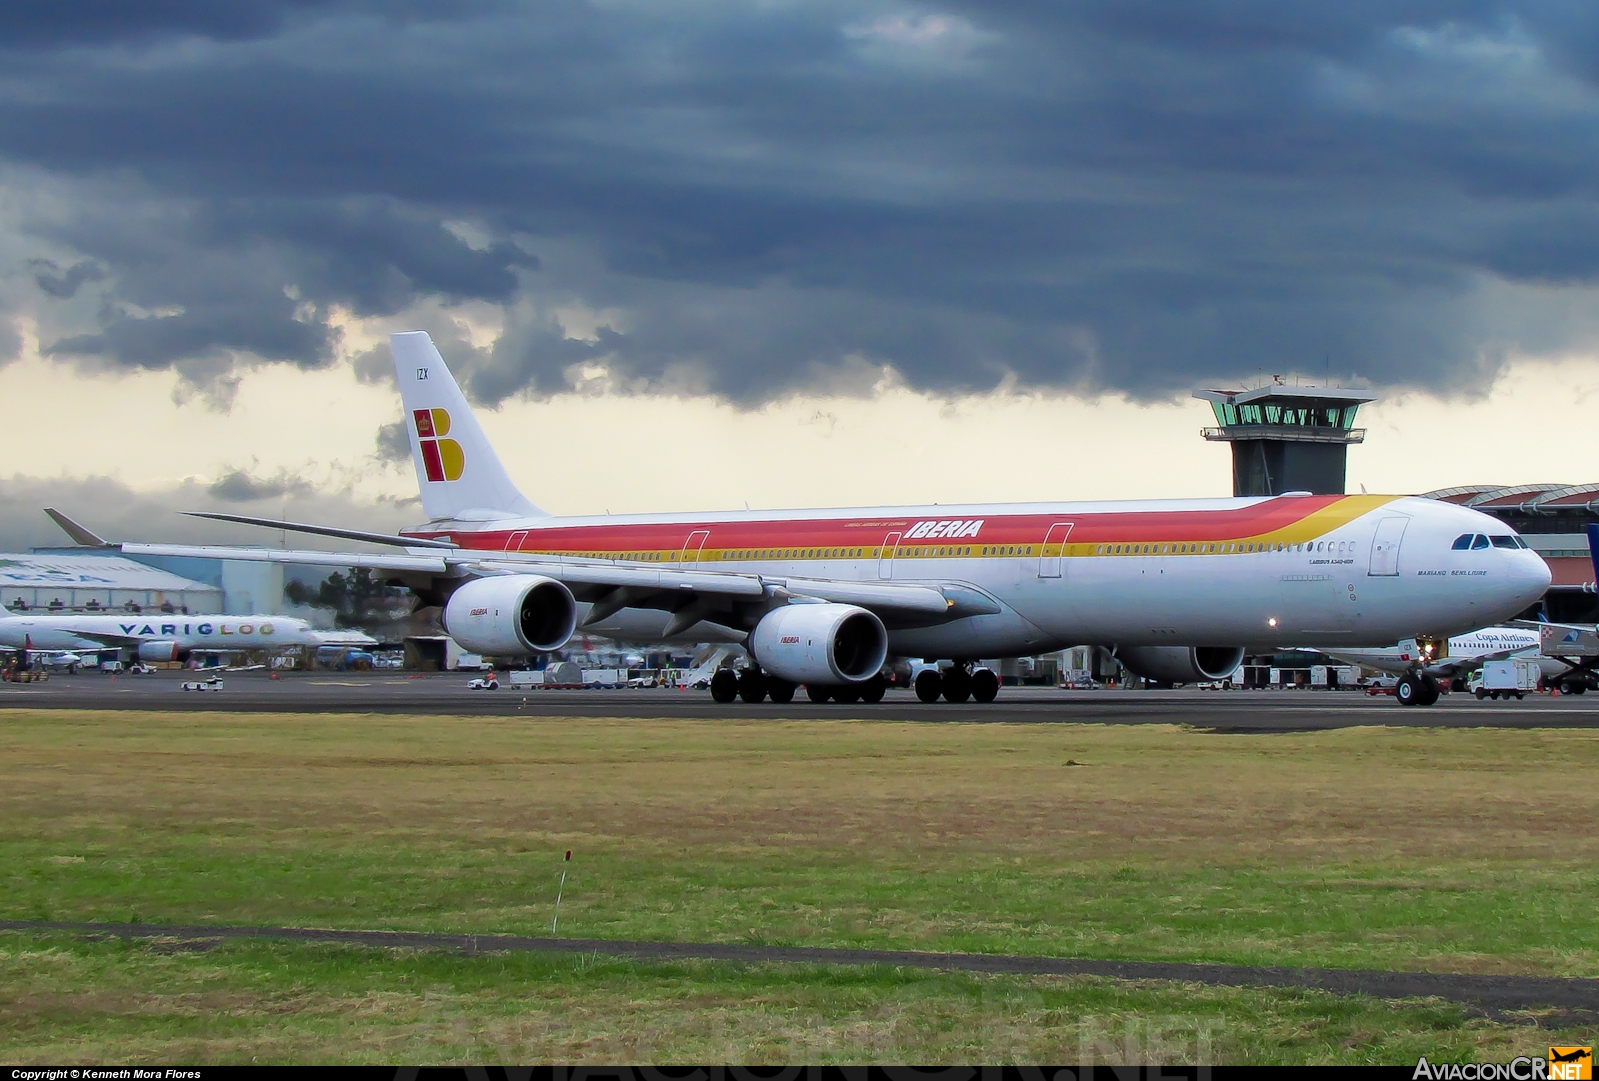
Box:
1511, 553, 1553, 606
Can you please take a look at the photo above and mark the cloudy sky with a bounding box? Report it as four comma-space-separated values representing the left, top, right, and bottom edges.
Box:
1, 1, 1598, 549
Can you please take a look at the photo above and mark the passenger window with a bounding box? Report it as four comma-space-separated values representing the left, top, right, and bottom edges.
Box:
1471, 535, 1490, 550
1490, 536, 1518, 549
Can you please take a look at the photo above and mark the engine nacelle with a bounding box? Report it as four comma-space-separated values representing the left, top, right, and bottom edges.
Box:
1117, 645, 1245, 685
749, 603, 888, 685
137, 640, 181, 663
443, 575, 577, 656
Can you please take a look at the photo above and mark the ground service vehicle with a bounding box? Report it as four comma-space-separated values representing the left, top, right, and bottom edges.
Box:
1469, 659, 1539, 700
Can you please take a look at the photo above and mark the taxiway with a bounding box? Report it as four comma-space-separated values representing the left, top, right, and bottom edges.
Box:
5, 669, 1597, 728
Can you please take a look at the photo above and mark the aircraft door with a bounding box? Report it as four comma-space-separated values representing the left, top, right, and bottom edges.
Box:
1368, 516, 1409, 577
679, 530, 710, 563
1039, 522, 1074, 578
879, 532, 902, 579
504, 530, 528, 552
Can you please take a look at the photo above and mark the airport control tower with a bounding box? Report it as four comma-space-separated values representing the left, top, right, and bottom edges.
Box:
1194, 384, 1377, 497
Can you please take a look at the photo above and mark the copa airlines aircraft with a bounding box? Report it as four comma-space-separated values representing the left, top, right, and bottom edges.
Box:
1319, 626, 1554, 685
0, 613, 374, 662
121, 332, 1550, 707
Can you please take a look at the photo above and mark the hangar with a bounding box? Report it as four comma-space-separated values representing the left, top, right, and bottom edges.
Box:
0, 553, 220, 614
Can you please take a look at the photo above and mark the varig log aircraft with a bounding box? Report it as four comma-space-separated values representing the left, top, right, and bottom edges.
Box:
120, 332, 1550, 707
0, 612, 374, 664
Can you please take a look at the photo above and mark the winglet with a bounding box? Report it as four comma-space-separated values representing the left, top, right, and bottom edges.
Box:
44, 508, 108, 547
389, 332, 543, 522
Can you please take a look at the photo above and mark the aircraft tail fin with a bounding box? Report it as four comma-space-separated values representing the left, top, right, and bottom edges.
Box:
45, 508, 108, 547
1587, 523, 1599, 589
389, 332, 544, 522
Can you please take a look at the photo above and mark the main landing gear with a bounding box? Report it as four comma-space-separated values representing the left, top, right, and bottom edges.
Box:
709, 660, 1003, 705
913, 661, 1000, 704
716, 666, 887, 704
1395, 670, 1441, 707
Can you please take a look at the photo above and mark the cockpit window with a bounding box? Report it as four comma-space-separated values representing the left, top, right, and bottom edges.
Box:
1452, 534, 1473, 550
1490, 535, 1520, 550
1471, 534, 1491, 550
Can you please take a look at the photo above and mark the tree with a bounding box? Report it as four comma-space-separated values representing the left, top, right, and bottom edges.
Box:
284, 568, 406, 632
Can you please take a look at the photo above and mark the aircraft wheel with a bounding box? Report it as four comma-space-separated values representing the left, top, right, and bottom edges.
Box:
858, 674, 886, 704
913, 669, 943, 703
737, 670, 767, 703
833, 685, 861, 704
942, 668, 972, 703
766, 678, 796, 703
805, 684, 832, 703
710, 669, 739, 703
1395, 674, 1422, 707
1419, 674, 1441, 706
971, 667, 1000, 703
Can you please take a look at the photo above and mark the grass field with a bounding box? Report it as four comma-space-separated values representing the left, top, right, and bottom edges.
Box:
2, 708, 1596, 1062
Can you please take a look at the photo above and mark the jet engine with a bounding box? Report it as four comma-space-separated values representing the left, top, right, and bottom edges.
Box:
137, 641, 182, 663
749, 603, 888, 685
1116, 645, 1245, 685
443, 575, 577, 656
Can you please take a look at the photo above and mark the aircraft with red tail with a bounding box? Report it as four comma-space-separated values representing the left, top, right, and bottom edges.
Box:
122, 332, 1551, 707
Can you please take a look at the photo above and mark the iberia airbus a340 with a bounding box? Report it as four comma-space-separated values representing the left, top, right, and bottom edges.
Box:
121, 332, 1550, 708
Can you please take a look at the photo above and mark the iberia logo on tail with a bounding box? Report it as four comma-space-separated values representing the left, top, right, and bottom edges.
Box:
413, 408, 464, 482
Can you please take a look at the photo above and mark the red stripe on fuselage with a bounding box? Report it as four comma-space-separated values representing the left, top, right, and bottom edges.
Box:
403, 496, 1354, 553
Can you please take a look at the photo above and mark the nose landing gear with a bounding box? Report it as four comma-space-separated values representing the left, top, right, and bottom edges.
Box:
1395, 670, 1440, 707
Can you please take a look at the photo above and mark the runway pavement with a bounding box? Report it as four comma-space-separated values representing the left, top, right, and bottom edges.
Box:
3, 919, 1594, 1020
4, 668, 1598, 727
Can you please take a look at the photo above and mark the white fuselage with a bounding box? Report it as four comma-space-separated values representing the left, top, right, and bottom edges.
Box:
411, 494, 1551, 657
0, 614, 350, 654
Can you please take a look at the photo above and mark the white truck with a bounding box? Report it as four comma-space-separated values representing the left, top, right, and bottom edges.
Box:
1469, 659, 1539, 700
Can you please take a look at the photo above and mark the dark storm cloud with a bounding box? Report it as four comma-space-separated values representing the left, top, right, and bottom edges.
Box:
3, 1, 1599, 404
207, 468, 315, 503
30, 259, 106, 299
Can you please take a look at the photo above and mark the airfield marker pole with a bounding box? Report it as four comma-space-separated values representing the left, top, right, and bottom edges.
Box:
552, 849, 572, 934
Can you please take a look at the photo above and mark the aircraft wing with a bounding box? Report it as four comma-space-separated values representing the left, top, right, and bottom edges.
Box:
122, 544, 453, 575
45, 629, 142, 648
1421, 646, 1532, 680
121, 543, 992, 629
